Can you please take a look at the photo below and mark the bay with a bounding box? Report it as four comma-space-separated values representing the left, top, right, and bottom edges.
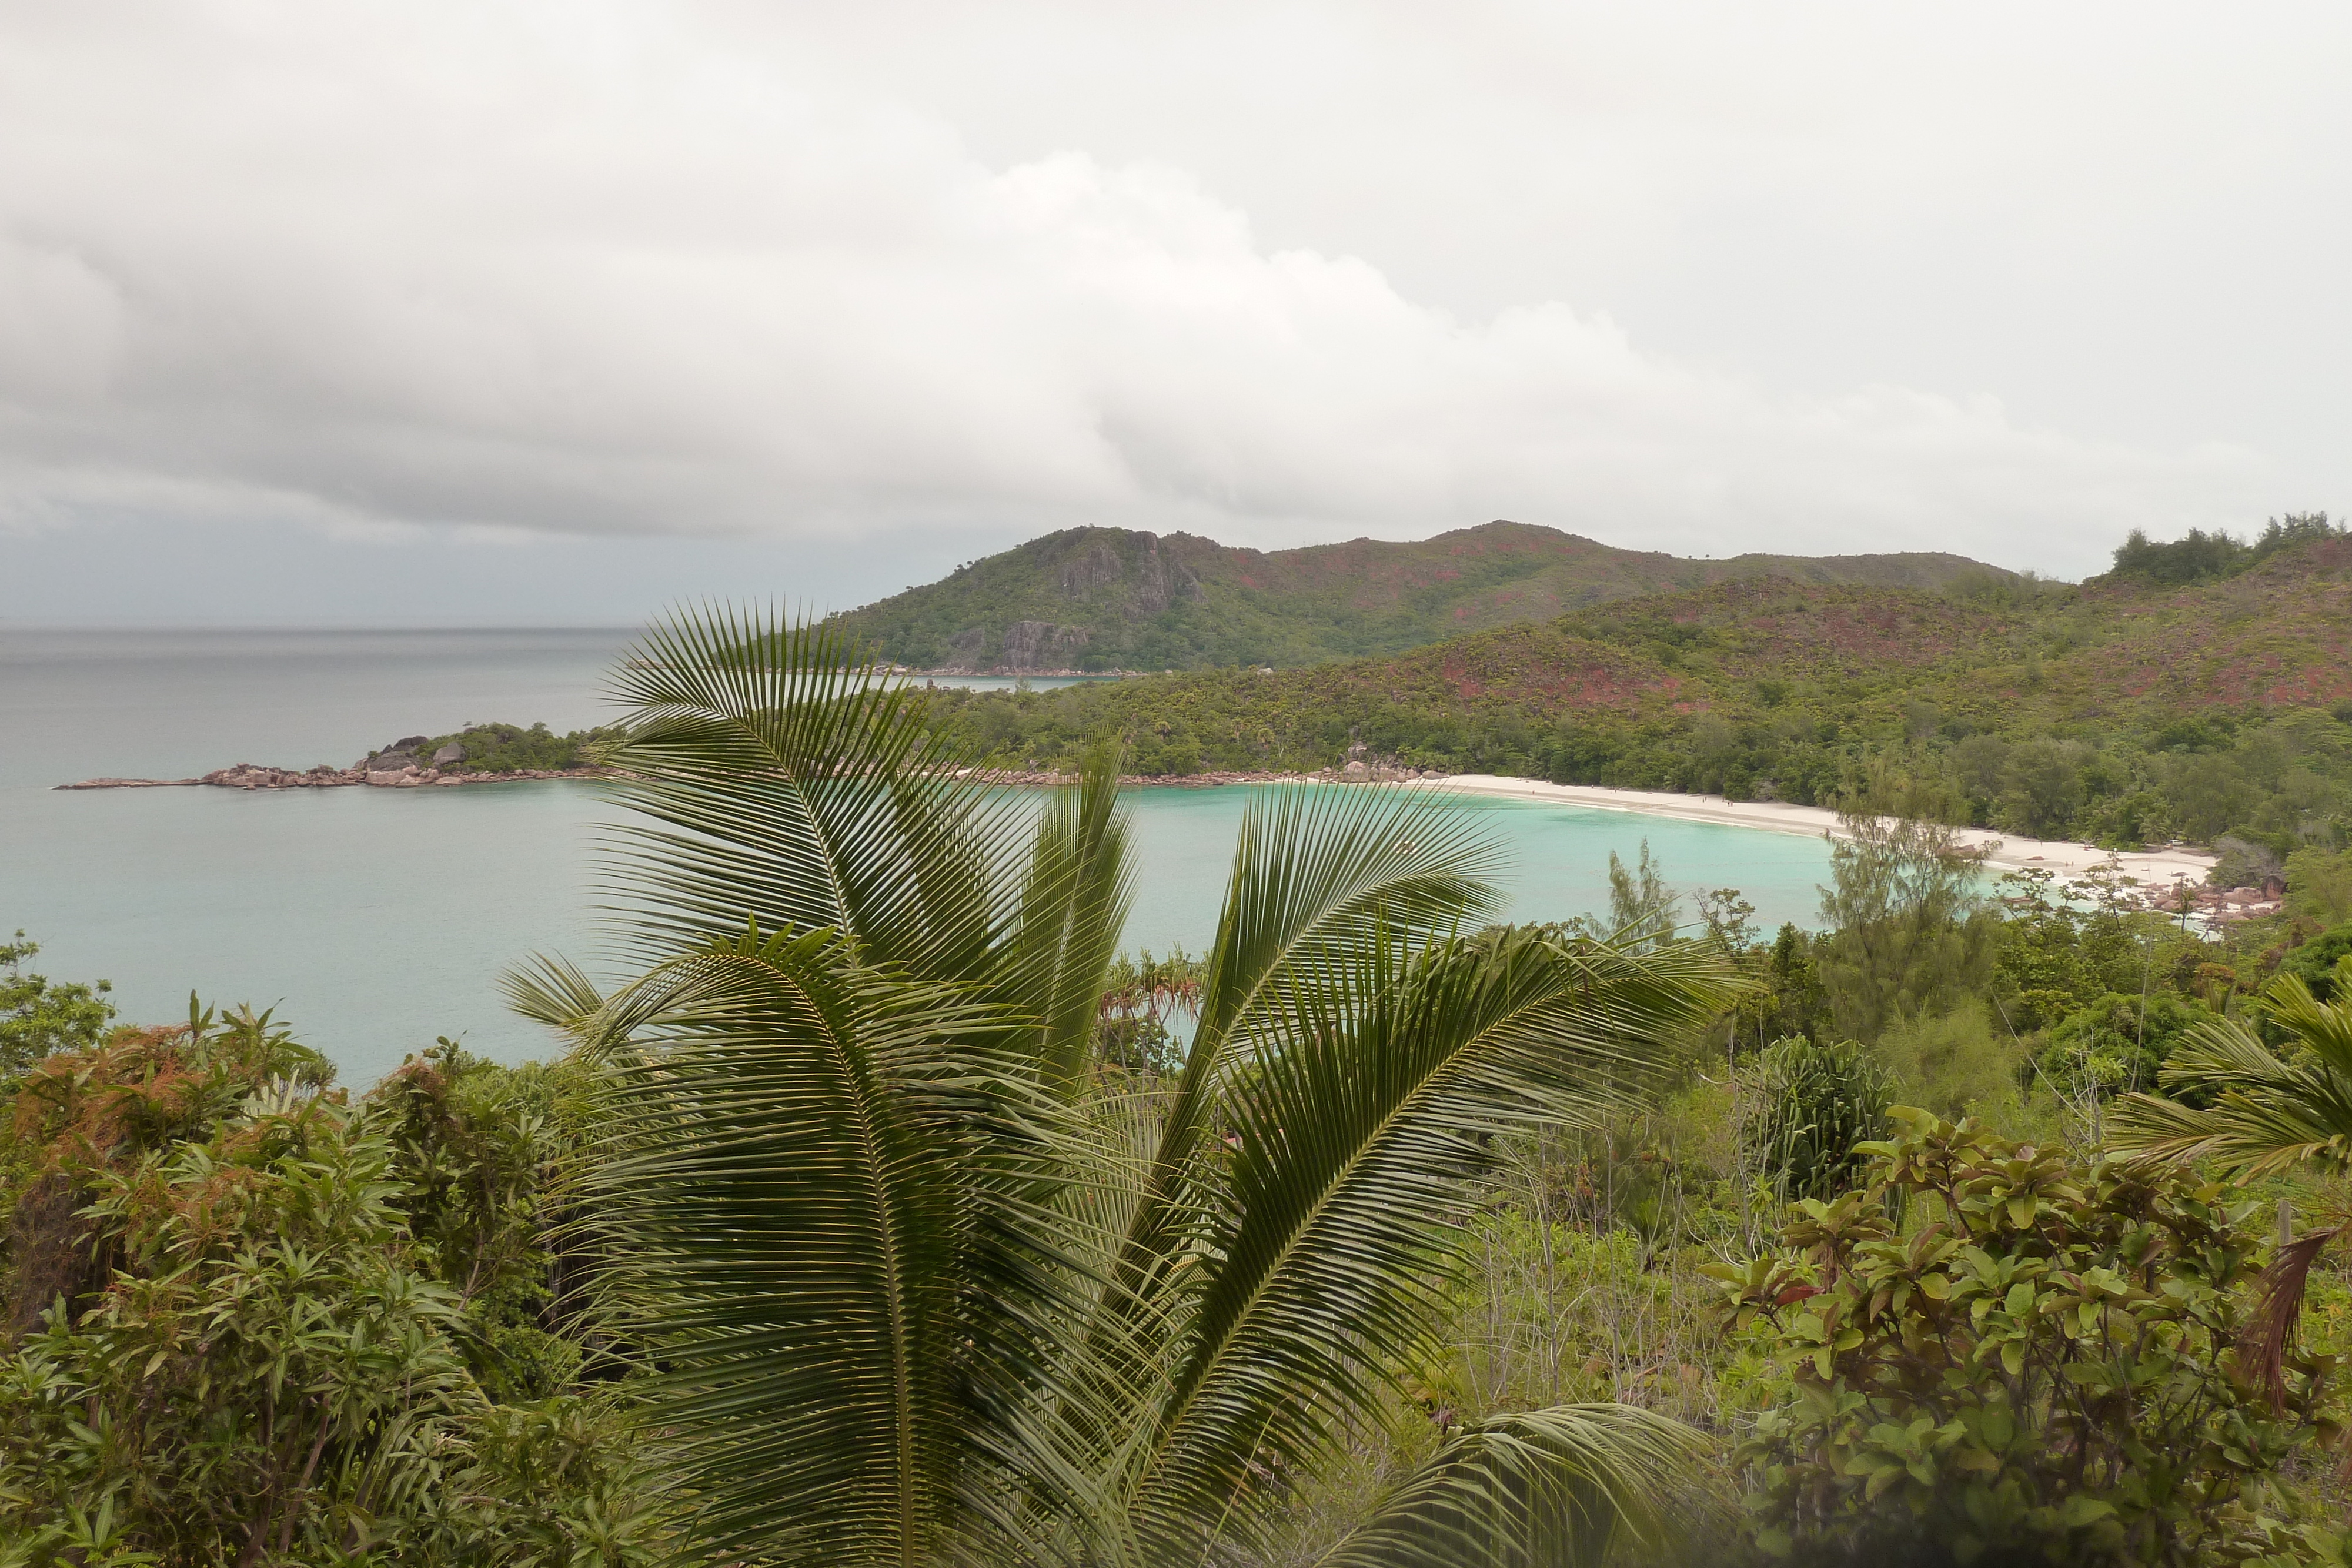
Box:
1, 628, 1836, 1086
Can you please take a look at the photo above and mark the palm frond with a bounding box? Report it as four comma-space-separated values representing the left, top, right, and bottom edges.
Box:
593, 606, 1031, 979
500, 952, 609, 1038
2265, 975, 2352, 1076
1111, 784, 1507, 1299
998, 742, 1135, 1098
1125, 931, 1730, 1553
539, 615, 1725, 1562
573, 924, 1102, 1564
1314, 1404, 1706, 1568
2110, 984, 2352, 1178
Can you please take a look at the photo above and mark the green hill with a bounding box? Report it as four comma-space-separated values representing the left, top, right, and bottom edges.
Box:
916, 529, 2352, 852
831, 520, 2008, 672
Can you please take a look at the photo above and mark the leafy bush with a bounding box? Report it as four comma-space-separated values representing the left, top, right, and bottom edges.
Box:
0, 1005, 664, 1565
0, 931, 114, 1081
362, 1041, 592, 1403
1712, 1109, 2343, 1567
1868, 1005, 2029, 1128
2278, 920, 2352, 1004
2286, 848, 2352, 928
2033, 991, 2219, 1101
1745, 1038, 1889, 1202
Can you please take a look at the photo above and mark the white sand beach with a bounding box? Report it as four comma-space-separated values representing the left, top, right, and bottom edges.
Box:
1431, 775, 2217, 891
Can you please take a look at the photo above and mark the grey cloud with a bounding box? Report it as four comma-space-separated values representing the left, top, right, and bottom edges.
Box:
0, 1, 2305, 590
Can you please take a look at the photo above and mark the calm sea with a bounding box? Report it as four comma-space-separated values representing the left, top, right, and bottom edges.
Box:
1, 628, 1836, 1086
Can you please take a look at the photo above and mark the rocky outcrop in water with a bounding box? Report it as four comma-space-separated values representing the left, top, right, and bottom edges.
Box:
56, 761, 602, 791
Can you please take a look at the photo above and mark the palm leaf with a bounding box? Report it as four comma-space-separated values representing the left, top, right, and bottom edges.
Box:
2110, 978, 2352, 1178
1110, 784, 1506, 1304
997, 743, 1135, 1098
1315, 1404, 1706, 1568
593, 606, 1030, 979
501, 952, 610, 1038
529, 611, 1720, 1564
571, 925, 1101, 1564
1125, 930, 1729, 1555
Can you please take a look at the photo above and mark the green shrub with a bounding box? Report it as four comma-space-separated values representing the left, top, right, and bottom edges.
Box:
1874, 1004, 2023, 1120
417, 721, 624, 774
1712, 1109, 2343, 1567
2034, 991, 2220, 1101
2278, 920, 2352, 1004
0, 1007, 664, 1564
2286, 849, 2352, 928
1745, 1038, 1889, 1202
0, 931, 114, 1081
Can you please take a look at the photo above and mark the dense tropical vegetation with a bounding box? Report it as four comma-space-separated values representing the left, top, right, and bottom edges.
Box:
13, 590, 2352, 1563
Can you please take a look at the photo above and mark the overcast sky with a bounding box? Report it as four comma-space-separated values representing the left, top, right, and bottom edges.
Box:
2, 1, 2344, 624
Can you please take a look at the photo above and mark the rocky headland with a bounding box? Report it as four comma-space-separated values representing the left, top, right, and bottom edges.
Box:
57, 735, 605, 791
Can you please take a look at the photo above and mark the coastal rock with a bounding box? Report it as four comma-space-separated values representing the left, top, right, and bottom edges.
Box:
59, 755, 606, 791
432, 742, 466, 765
1342, 760, 1371, 778
360, 737, 430, 773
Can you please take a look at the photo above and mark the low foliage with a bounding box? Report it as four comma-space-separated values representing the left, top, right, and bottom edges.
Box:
0, 931, 115, 1081
1746, 1038, 1890, 1202
0, 1005, 662, 1566
1714, 1108, 2343, 1566
2036, 991, 2220, 1102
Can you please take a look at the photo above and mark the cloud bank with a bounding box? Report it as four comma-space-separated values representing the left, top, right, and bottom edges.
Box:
0, 2, 2277, 580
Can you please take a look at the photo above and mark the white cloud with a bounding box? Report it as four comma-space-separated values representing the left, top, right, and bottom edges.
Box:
0, 1, 2295, 584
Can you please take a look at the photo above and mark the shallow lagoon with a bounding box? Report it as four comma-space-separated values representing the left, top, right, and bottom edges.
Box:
3, 629, 1838, 1084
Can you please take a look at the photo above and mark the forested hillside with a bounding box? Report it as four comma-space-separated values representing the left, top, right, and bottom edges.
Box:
833, 519, 2004, 671
921, 524, 2352, 854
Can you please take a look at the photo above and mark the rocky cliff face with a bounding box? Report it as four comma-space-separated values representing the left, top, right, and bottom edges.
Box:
998, 620, 1092, 669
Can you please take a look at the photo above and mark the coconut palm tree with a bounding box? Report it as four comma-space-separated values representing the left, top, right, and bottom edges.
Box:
512, 609, 1728, 1567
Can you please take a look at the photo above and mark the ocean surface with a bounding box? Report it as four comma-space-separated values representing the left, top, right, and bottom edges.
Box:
1, 628, 1839, 1086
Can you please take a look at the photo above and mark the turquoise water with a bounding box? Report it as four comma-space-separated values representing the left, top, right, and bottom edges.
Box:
2, 630, 1836, 1086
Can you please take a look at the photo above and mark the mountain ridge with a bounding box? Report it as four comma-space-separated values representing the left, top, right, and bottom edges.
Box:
830, 520, 2010, 672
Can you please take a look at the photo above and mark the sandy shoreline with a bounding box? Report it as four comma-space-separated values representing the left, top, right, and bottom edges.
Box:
55, 759, 2219, 895
1429, 775, 2216, 889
